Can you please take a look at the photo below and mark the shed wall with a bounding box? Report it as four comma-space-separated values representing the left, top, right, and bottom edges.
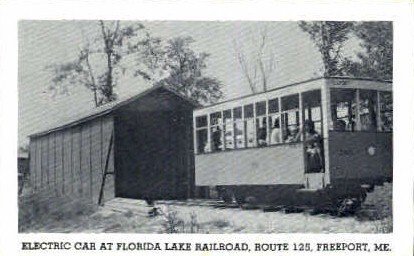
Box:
28, 115, 115, 206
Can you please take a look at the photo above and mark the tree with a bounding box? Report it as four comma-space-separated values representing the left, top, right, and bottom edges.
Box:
49, 21, 144, 107
342, 21, 392, 80
132, 32, 165, 82
135, 36, 223, 104
234, 27, 276, 94
299, 21, 354, 77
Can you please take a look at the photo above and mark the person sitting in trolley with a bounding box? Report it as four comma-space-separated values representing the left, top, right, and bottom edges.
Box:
257, 117, 267, 147
270, 118, 281, 144
284, 124, 301, 143
334, 119, 346, 131
212, 126, 222, 151
304, 119, 324, 173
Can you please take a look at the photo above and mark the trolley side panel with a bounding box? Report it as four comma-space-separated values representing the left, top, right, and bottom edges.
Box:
195, 143, 304, 186
328, 131, 392, 184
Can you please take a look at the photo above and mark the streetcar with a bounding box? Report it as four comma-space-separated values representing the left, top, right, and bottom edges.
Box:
193, 77, 392, 214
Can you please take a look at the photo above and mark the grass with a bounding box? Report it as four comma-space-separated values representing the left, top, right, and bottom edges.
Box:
19, 191, 98, 232
20, 183, 393, 234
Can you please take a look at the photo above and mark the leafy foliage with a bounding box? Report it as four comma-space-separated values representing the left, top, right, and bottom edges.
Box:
49, 21, 145, 107
49, 22, 222, 106
135, 36, 223, 104
342, 21, 393, 80
299, 21, 392, 81
299, 21, 354, 77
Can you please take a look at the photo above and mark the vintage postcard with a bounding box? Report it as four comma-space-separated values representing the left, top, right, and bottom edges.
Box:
1, 0, 414, 255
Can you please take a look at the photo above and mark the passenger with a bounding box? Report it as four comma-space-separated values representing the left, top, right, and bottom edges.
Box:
304, 120, 324, 173
347, 115, 356, 131
270, 118, 281, 144
285, 124, 301, 143
212, 126, 222, 151
257, 118, 267, 147
283, 126, 290, 142
334, 119, 346, 131
203, 141, 211, 153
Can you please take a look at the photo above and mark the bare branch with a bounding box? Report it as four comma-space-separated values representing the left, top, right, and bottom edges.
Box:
112, 21, 120, 42
234, 26, 276, 94
82, 49, 99, 107
236, 51, 256, 94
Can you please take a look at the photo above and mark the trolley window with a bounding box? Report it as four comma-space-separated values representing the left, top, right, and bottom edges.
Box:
233, 107, 245, 149
196, 116, 207, 128
359, 90, 378, 132
268, 98, 279, 113
380, 91, 393, 131
210, 112, 223, 152
195, 115, 208, 153
330, 89, 357, 132
281, 94, 301, 143
255, 101, 267, 147
223, 109, 234, 149
268, 98, 282, 145
302, 90, 322, 135
255, 101, 266, 116
244, 104, 255, 148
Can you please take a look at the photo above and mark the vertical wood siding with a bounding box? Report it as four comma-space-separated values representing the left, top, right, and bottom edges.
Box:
81, 125, 91, 200
72, 127, 82, 196
29, 140, 37, 190
29, 115, 115, 205
48, 132, 56, 195
41, 137, 48, 188
101, 115, 115, 201
54, 132, 63, 195
90, 120, 103, 203
63, 128, 73, 194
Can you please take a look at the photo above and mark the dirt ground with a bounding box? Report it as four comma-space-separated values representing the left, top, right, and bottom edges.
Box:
23, 182, 392, 233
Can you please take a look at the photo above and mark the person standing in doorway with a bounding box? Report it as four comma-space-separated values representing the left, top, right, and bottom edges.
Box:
304, 120, 324, 173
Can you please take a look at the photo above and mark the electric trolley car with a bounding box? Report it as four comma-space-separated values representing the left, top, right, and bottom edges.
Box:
193, 77, 392, 214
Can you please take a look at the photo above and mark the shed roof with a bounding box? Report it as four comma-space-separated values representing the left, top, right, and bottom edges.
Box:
30, 85, 200, 138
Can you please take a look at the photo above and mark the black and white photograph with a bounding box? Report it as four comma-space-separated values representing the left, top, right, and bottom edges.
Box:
16, 20, 394, 234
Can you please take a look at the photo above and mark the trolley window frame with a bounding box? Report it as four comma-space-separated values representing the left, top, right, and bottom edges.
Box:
194, 92, 317, 154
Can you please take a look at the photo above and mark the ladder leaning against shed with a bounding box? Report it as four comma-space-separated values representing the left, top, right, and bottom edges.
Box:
98, 129, 114, 205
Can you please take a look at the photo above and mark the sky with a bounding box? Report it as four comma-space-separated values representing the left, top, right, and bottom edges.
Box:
18, 20, 347, 146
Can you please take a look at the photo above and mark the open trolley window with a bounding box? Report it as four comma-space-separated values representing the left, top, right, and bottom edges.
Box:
193, 90, 323, 154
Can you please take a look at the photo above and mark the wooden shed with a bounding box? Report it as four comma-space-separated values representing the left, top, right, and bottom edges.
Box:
29, 86, 198, 205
